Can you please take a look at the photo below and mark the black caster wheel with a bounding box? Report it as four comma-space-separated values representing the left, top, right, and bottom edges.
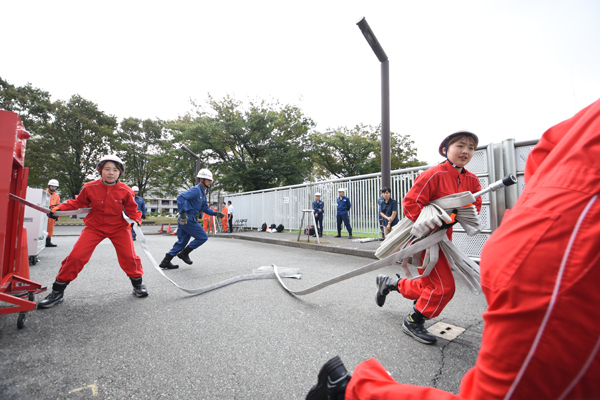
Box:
29, 255, 37, 265
17, 312, 26, 329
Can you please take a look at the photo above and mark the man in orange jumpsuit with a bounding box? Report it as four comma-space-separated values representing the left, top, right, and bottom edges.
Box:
221, 202, 228, 233
45, 178, 61, 247
203, 202, 217, 233
306, 99, 600, 399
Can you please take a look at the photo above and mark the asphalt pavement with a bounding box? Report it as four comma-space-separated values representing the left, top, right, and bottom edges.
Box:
0, 227, 486, 399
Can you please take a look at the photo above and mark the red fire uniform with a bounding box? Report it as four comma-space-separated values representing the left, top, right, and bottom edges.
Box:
54, 179, 143, 283
400, 160, 482, 318
346, 99, 600, 399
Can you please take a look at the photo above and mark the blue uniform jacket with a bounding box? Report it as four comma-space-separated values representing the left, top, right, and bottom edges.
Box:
312, 200, 324, 215
134, 196, 146, 216
176, 184, 218, 217
336, 196, 351, 215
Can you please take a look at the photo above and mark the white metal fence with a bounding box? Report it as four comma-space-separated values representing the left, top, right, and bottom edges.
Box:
225, 139, 537, 260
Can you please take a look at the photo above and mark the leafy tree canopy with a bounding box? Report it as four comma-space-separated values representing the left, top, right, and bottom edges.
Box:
310, 124, 426, 179
166, 95, 315, 192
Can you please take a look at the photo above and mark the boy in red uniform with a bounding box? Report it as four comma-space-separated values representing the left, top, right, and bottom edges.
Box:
375, 131, 482, 344
307, 99, 600, 399
38, 155, 145, 309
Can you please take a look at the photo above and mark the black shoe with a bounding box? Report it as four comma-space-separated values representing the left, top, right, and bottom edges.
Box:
132, 284, 148, 297
159, 253, 179, 269
132, 237, 136, 241
334, 235, 341, 238
306, 356, 351, 400
348, 235, 353, 239
45, 237, 57, 248
130, 277, 148, 297
38, 291, 64, 309
177, 246, 194, 265
375, 274, 400, 307
402, 310, 437, 344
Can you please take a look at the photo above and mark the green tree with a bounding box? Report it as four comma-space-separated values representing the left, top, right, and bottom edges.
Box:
0, 77, 56, 135
166, 95, 315, 192
310, 124, 426, 179
115, 117, 167, 198
41, 95, 118, 199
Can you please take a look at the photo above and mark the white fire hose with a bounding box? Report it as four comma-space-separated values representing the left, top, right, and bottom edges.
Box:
51, 207, 302, 295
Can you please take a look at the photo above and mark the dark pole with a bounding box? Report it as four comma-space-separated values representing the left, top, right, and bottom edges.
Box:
181, 145, 201, 185
356, 17, 391, 189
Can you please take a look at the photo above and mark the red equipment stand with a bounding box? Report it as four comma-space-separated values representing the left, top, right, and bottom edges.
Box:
0, 110, 46, 329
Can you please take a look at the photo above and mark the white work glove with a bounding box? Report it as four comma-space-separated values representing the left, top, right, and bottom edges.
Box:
410, 204, 453, 238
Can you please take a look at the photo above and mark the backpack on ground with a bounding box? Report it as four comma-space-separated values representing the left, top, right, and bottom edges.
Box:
276, 224, 284, 233
260, 223, 267, 232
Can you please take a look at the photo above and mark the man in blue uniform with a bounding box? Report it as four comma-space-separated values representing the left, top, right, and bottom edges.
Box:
131, 186, 146, 241
335, 188, 352, 239
312, 192, 324, 237
159, 169, 225, 269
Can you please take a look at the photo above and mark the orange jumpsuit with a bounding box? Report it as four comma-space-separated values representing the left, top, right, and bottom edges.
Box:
45, 189, 60, 238
221, 206, 228, 232
401, 161, 482, 318
53, 179, 143, 283
203, 207, 217, 232
345, 99, 600, 399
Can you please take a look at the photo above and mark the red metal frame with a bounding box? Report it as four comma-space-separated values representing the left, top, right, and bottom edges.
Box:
0, 110, 45, 320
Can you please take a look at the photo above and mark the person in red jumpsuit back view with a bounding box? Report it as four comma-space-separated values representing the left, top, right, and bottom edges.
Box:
37, 155, 146, 309
306, 98, 600, 400
375, 131, 482, 345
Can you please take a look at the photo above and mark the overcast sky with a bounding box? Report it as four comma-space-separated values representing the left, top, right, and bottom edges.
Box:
2, 0, 599, 164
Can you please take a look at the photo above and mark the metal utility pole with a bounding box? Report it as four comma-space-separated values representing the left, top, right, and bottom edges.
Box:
356, 17, 391, 189
181, 145, 201, 185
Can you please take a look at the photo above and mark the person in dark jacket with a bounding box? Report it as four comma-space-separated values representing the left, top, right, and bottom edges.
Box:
158, 169, 224, 269
335, 188, 352, 239
312, 192, 324, 237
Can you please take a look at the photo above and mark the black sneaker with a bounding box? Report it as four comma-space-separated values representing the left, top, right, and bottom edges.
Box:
334, 235, 341, 238
132, 284, 148, 297
306, 356, 351, 400
402, 313, 437, 344
348, 235, 353, 239
38, 291, 64, 309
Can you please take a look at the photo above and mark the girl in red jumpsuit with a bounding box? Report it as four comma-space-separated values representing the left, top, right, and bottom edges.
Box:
38, 155, 145, 309
307, 99, 600, 399
375, 131, 482, 344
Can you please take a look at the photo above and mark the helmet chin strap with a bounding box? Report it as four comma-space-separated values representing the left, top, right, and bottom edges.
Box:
443, 139, 460, 169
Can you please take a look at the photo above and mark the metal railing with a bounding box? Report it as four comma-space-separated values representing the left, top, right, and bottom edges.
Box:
225, 139, 538, 260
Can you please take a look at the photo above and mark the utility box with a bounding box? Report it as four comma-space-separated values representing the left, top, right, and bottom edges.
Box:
23, 187, 49, 264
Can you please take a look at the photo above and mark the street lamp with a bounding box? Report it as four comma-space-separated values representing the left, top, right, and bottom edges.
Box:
181, 144, 201, 185
356, 17, 391, 189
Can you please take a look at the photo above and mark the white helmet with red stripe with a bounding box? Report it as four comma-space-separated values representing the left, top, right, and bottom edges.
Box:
196, 168, 213, 181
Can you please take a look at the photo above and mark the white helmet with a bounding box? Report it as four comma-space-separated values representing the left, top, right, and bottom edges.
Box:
196, 168, 213, 181
96, 155, 125, 175
315, 192, 321, 196
338, 188, 346, 193
131, 186, 139, 191
48, 179, 59, 187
